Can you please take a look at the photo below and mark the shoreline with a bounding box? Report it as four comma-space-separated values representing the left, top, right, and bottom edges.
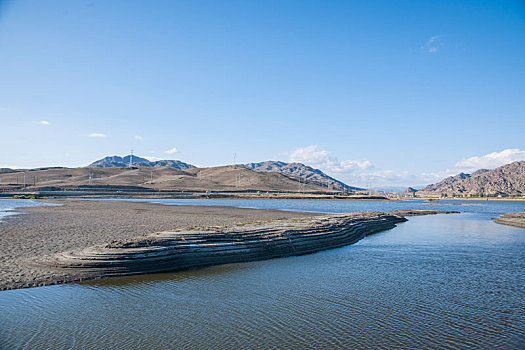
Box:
1, 198, 458, 291
0, 199, 317, 291
0, 192, 389, 200
494, 212, 525, 229
41, 210, 457, 285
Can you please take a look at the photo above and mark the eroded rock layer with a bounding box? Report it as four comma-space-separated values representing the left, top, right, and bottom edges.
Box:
39, 212, 406, 278
39, 210, 459, 280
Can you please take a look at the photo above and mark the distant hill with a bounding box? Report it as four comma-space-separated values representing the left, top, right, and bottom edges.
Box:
243, 161, 363, 192
369, 186, 412, 193
88, 155, 195, 170
402, 187, 418, 194
0, 164, 340, 193
418, 161, 525, 196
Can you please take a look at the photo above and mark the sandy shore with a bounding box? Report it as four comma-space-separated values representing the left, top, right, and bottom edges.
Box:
494, 212, 525, 229
0, 200, 317, 291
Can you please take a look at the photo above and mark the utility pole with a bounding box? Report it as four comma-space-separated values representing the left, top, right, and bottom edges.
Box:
233, 152, 236, 165
129, 150, 134, 167
24, 173, 26, 188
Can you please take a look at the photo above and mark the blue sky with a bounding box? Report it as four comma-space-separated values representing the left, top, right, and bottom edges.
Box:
0, 0, 524, 187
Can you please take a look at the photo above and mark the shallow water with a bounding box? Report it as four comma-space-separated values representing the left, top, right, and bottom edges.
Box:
1, 200, 524, 349
0, 198, 55, 222
82, 197, 524, 217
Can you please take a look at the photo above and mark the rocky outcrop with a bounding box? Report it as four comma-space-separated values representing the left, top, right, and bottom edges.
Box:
419, 161, 525, 196
88, 155, 195, 169
39, 211, 457, 280
402, 187, 418, 194
494, 212, 525, 229
243, 161, 363, 192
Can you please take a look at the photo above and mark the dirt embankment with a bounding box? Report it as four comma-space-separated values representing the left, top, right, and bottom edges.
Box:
494, 212, 525, 229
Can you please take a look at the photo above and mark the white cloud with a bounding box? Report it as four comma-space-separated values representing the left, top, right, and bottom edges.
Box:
145, 156, 163, 161
34, 120, 50, 126
165, 147, 179, 155
423, 35, 444, 53
282, 146, 525, 189
287, 145, 373, 173
0, 164, 23, 169
134, 135, 143, 140
359, 149, 525, 188
88, 133, 107, 138
455, 149, 525, 170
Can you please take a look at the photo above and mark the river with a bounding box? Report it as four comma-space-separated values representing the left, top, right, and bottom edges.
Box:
1, 199, 524, 349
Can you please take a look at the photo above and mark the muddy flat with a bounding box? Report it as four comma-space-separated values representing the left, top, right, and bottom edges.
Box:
0, 199, 316, 291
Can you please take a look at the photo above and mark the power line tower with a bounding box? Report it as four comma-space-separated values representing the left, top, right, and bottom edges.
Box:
129, 150, 134, 167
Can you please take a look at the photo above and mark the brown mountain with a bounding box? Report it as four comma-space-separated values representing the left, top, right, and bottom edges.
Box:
418, 161, 525, 196
0, 165, 340, 193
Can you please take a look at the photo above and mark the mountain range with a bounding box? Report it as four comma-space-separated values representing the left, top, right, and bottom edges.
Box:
244, 161, 363, 192
418, 161, 525, 196
87, 155, 360, 192
0, 155, 361, 194
3, 155, 524, 196
88, 155, 195, 170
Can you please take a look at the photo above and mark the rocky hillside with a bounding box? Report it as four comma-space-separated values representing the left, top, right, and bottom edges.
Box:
243, 161, 363, 192
419, 161, 525, 196
88, 155, 195, 170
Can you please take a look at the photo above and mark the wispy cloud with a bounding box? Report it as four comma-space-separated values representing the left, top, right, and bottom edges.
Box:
145, 156, 163, 161
87, 133, 107, 138
165, 147, 179, 155
287, 145, 373, 173
134, 135, 143, 140
284, 146, 525, 189
33, 120, 50, 126
422, 35, 444, 53
345, 149, 525, 188
455, 149, 525, 171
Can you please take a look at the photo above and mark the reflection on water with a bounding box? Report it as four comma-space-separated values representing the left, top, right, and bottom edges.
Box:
1, 211, 524, 349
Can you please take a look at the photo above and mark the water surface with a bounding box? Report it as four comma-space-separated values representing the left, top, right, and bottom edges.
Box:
0, 200, 524, 349
0, 198, 55, 222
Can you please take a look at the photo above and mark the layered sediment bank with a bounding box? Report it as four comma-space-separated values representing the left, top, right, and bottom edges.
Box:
40, 209, 457, 285
0, 200, 316, 291
40, 212, 406, 278
1, 199, 457, 290
494, 212, 525, 229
